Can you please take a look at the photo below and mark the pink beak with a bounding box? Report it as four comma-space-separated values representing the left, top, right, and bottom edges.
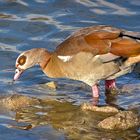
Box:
13, 69, 23, 81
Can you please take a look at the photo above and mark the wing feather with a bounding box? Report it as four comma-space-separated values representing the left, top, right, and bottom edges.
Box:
55, 25, 140, 58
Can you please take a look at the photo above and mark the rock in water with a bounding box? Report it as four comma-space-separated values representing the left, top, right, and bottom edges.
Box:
41, 81, 58, 89
98, 111, 140, 130
46, 81, 57, 89
81, 103, 119, 113
0, 94, 39, 111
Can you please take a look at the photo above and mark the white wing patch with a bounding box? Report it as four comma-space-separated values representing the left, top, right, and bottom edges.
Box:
58, 55, 73, 62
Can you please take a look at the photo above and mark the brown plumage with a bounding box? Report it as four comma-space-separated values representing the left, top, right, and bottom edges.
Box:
14, 25, 140, 105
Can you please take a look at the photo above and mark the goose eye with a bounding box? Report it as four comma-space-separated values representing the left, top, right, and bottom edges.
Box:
18, 55, 26, 65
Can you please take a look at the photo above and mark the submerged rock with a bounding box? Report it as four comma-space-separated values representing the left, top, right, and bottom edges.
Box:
0, 94, 40, 111
98, 111, 140, 130
82, 103, 140, 130
8, 123, 33, 130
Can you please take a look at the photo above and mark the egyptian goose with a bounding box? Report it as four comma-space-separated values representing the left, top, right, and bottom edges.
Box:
14, 25, 140, 105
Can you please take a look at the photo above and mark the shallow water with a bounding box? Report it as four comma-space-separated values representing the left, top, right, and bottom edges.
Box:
0, 0, 140, 139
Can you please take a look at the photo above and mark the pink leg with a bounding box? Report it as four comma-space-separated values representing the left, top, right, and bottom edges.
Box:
92, 85, 99, 105
105, 79, 116, 90
92, 85, 99, 98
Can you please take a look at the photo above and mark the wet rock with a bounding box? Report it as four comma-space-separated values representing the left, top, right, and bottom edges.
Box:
46, 81, 57, 89
41, 81, 57, 89
0, 13, 13, 19
0, 94, 40, 111
8, 123, 33, 130
98, 111, 140, 130
81, 103, 119, 113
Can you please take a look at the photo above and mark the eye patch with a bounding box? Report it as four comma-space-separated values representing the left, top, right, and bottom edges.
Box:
18, 55, 27, 65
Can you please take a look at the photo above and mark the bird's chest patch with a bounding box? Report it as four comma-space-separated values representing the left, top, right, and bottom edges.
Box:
57, 55, 73, 62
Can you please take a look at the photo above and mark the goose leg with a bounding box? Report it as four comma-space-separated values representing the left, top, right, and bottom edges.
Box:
92, 85, 99, 98
92, 84, 99, 105
105, 79, 117, 94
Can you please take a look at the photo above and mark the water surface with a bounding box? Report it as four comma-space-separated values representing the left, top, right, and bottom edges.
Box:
0, 0, 140, 139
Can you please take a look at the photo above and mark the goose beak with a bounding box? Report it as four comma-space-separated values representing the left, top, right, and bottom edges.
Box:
13, 69, 24, 81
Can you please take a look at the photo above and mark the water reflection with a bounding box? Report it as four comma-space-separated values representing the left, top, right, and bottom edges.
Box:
0, 94, 139, 140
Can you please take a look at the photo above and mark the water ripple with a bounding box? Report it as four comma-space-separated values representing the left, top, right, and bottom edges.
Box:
0, 0, 140, 139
